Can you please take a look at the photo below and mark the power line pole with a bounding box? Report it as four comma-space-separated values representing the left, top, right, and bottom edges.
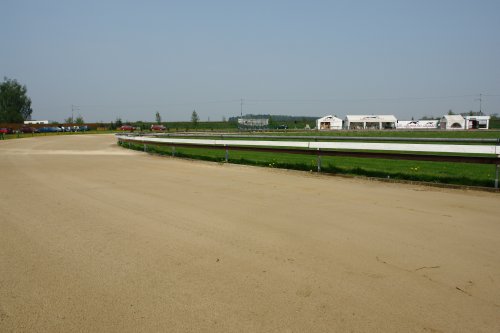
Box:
240, 98, 243, 117
475, 94, 483, 115
71, 104, 80, 123
479, 93, 482, 114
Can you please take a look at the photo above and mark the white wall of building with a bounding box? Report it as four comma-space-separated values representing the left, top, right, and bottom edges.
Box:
440, 115, 465, 130
24, 120, 49, 124
396, 120, 438, 129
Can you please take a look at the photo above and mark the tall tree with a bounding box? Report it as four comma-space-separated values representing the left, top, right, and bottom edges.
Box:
155, 111, 162, 124
191, 110, 199, 127
0, 77, 33, 123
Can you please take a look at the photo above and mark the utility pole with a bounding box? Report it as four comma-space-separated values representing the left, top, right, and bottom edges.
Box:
71, 105, 79, 123
475, 94, 483, 115
240, 98, 243, 117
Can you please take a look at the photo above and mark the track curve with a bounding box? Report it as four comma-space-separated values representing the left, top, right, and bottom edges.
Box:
1, 134, 499, 332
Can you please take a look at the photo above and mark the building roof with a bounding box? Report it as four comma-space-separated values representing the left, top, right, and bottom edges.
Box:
464, 115, 490, 120
317, 115, 342, 122
441, 115, 465, 123
345, 115, 397, 122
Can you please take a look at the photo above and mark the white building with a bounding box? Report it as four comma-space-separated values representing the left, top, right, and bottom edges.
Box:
344, 115, 397, 130
440, 115, 465, 130
237, 118, 269, 128
464, 115, 490, 130
396, 120, 439, 130
316, 115, 343, 130
24, 120, 49, 125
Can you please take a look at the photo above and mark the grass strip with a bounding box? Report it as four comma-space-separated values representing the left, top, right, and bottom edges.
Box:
120, 141, 497, 188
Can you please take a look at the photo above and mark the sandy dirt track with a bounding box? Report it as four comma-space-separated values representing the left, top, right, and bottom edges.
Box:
1, 134, 499, 332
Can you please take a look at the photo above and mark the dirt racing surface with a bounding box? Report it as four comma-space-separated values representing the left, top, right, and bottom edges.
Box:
1, 134, 499, 332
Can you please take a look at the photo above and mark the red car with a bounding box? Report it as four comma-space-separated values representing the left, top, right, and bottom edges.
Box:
119, 125, 134, 131
0, 128, 14, 134
151, 124, 166, 131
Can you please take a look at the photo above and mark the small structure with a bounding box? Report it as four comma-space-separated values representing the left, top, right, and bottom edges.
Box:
237, 118, 269, 130
344, 115, 397, 130
24, 120, 49, 125
316, 115, 343, 130
464, 115, 490, 130
396, 120, 439, 130
440, 115, 465, 130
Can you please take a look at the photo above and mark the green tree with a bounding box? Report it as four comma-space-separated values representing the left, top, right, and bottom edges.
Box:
64, 116, 74, 124
115, 117, 123, 128
155, 111, 162, 124
75, 115, 85, 125
0, 77, 33, 123
191, 110, 199, 127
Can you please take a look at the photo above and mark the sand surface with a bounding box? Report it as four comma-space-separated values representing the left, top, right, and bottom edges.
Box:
1, 134, 499, 332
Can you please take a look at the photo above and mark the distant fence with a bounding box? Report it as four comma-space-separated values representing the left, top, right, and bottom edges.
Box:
116, 134, 500, 189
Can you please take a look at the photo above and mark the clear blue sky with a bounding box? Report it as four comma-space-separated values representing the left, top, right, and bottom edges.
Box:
1, 0, 499, 122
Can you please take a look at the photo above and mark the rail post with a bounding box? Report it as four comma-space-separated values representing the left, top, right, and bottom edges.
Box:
495, 164, 499, 189
496, 138, 500, 189
317, 148, 321, 172
225, 145, 229, 162
143, 143, 147, 152
172, 146, 176, 157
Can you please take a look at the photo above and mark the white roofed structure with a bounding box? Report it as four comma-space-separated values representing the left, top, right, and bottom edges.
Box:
344, 115, 397, 130
316, 115, 343, 130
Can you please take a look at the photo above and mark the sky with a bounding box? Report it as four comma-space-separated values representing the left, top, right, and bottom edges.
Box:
1, 0, 500, 122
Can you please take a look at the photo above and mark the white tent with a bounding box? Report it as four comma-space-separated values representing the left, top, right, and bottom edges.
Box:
344, 115, 397, 130
316, 115, 343, 130
464, 115, 490, 130
440, 115, 465, 130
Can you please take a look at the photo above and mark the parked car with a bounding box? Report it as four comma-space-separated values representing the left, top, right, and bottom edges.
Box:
119, 125, 134, 131
0, 128, 14, 134
151, 124, 166, 131
20, 126, 37, 133
38, 127, 61, 133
